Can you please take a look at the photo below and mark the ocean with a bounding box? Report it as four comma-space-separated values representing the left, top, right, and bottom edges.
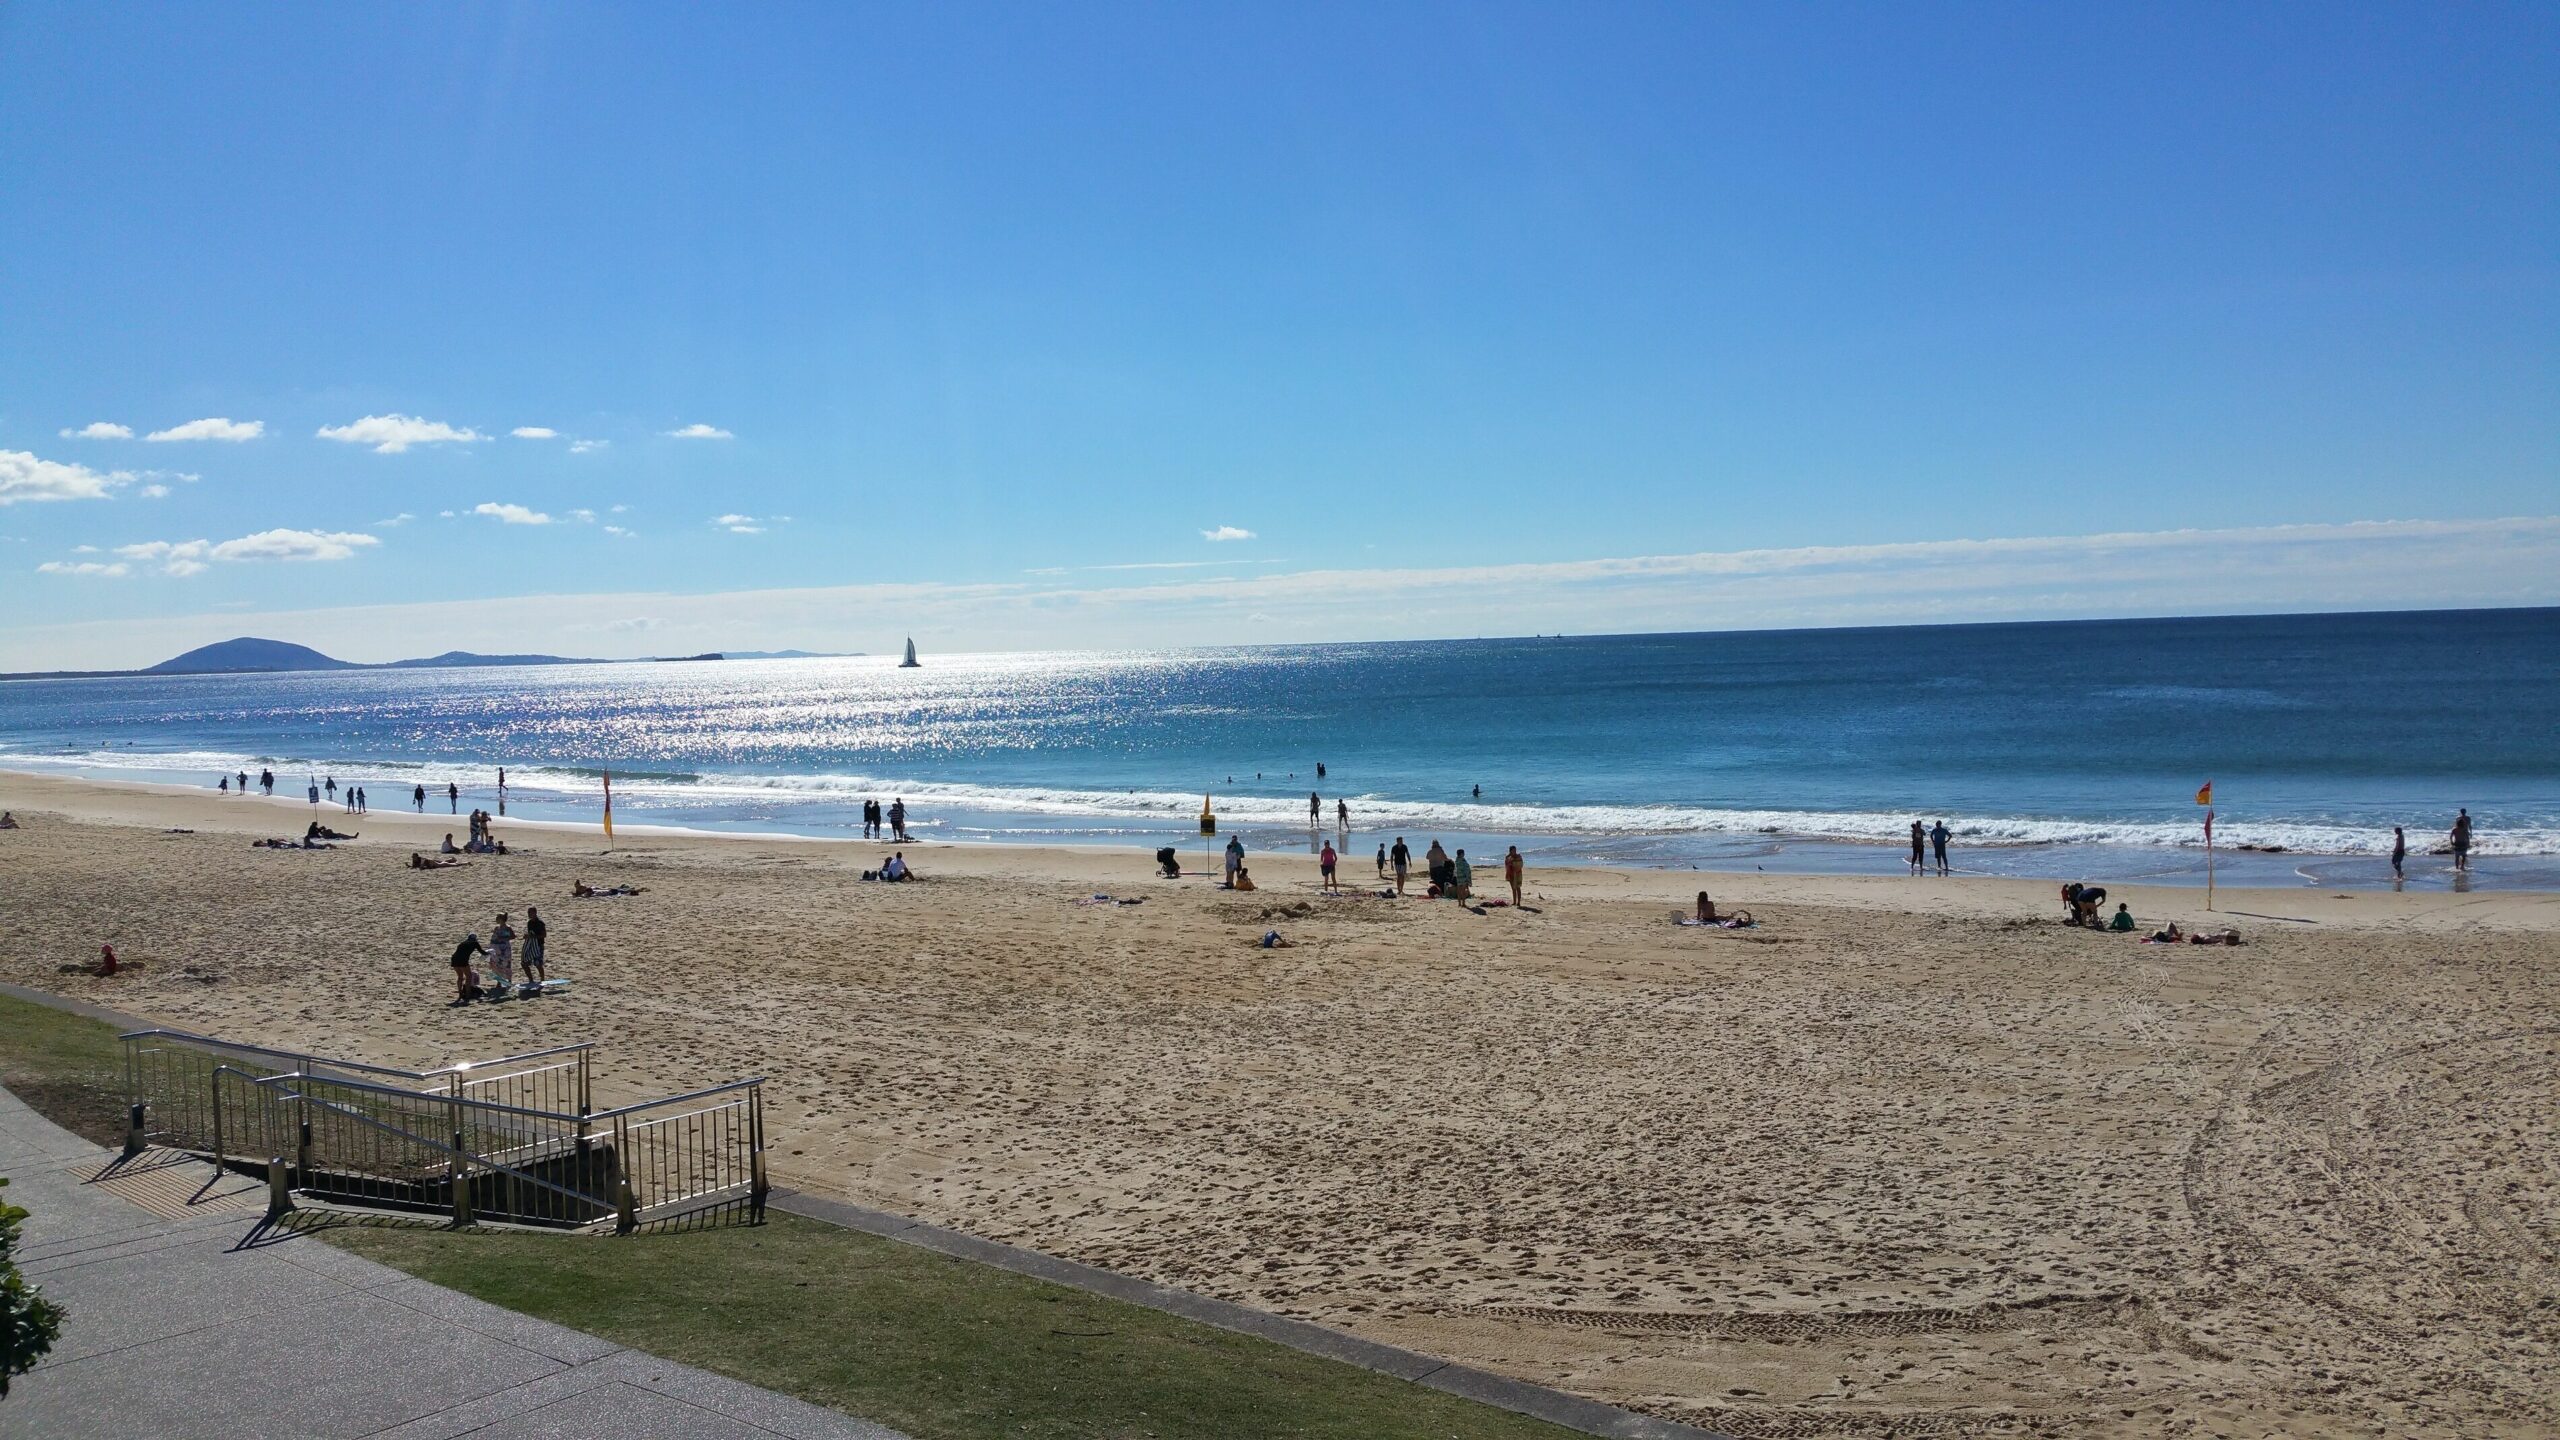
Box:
4, 608, 2556, 890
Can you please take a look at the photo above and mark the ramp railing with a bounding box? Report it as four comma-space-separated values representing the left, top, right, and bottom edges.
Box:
123, 1029, 761, 1232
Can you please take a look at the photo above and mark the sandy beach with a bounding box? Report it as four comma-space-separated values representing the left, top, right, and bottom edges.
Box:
3, 769, 2554, 1437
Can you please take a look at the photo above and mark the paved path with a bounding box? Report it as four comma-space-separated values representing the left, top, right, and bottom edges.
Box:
0, 1084, 909, 1440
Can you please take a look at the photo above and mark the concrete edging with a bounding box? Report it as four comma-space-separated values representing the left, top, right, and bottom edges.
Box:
0, 979, 1730, 1440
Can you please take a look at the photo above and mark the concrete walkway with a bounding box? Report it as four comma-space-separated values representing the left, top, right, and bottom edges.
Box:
0, 1084, 909, 1440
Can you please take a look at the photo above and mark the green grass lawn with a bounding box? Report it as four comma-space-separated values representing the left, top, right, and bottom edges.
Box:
0, 990, 130, 1147
0, 991, 1575, 1440
329, 1216, 1574, 1440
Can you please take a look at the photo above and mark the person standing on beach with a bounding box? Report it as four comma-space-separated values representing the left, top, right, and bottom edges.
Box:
1336, 798, 1349, 831
326, 776, 337, 803
522, 906, 547, 987
2451, 809, 2472, 872
1375, 842, 1386, 878
413, 783, 426, 811
1319, 841, 1338, 893
1309, 792, 1321, 826
488, 912, 516, 993
1390, 837, 1411, 894
1908, 821, 1926, 875
890, 798, 909, 842
261, 769, 273, 795
1930, 819, 1951, 876
1504, 845, 1524, 906
447, 781, 459, 814
219, 775, 230, 795
2391, 826, 2407, 880
236, 770, 248, 794
1223, 835, 1245, 887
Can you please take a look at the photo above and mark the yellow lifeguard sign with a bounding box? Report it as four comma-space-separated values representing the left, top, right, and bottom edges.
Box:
1199, 794, 1217, 835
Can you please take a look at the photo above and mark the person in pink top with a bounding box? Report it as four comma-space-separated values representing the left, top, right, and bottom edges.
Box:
1318, 841, 1339, 894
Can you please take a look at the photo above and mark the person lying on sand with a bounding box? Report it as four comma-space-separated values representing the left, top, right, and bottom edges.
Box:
254, 837, 333, 849
305, 821, 358, 842
2148, 921, 2184, 944
410, 852, 465, 869
571, 879, 645, 897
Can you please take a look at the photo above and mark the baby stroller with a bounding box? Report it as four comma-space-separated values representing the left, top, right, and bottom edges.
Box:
1156, 846, 1183, 879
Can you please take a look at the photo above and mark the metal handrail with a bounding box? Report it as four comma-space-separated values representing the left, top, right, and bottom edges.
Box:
282, 1088, 604, 1209
423, 1042, 595, 1077
253, 1070, 580, 1125
589, 1078, 766, 1121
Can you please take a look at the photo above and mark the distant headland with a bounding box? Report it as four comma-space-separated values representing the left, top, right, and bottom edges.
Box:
0, 636, 853, 681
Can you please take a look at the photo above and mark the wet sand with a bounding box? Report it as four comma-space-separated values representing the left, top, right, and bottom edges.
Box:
4, 770, 2555, 1438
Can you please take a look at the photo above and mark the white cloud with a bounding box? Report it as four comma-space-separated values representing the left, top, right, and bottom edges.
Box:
145, 417, 264, 443
37, 560, 129, 577
139, 484, 171, 499
472, 502, 553, 525
437, 509, 457, 518
569, 508, 597, 523
664, 423, 733, 439
58, 422, 133, 440
0, 449, 134, 505
102, 528, 381, 578
374, 513, 416, 528
1202, 525, 1255, 542
511, 427, 559, 440
713, 513, 762, 534
603, 525, 635, 538
316, 414, 485, 453
570, 439, 609, 454
609, 504, 628, 513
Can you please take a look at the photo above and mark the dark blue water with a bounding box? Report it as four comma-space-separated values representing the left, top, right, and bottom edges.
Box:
4, 608, 2554, 889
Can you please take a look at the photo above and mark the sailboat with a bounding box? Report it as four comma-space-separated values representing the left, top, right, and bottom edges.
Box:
899, 637, 921, 668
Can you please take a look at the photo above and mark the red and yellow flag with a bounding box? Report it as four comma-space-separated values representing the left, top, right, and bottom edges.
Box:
602, 770, 614, 841
2195, 781, 2213, 806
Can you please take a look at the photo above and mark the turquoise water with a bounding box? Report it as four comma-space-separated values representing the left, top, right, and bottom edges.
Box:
4, 608, 2555, 889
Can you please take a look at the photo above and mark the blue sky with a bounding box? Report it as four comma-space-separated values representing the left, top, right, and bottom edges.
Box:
3, 2, 2554, 667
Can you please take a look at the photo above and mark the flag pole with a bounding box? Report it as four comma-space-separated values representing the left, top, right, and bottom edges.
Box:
2196, 780, 2215, 912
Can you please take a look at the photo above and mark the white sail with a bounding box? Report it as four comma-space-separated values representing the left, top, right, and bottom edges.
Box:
900, 637, 920, 667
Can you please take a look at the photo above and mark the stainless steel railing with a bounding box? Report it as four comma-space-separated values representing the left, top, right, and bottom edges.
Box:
124, 1030, 761, 1232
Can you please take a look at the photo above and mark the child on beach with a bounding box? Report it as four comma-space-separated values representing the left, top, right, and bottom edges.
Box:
522, 907, 547, 987
489, 912, 516, 992
1319, 842, 1338, 893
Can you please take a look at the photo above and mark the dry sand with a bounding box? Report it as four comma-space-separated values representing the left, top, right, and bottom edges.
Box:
3, 770, 2555, 1438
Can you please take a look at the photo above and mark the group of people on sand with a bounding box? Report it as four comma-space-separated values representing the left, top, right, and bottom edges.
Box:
861, 798, 911, 842
447, 907, 551, 1003
438, 809, 508, 856
1907, 819, 1952, 876
866, 852, 917, 882
2061, 883, 2245, 945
